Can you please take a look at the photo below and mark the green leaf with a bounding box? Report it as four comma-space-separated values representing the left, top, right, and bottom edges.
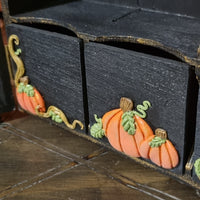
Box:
90, 114, 105, 139
149, 136, 166, 148
49, 111, 54, 117
49, 110, 63, 123
194, 158, 200, 179
18, 82, 25, 93
122, 111, 136, 135
55, 115, 63, 123
15, 48, 22, 56
24, 84, 35, 97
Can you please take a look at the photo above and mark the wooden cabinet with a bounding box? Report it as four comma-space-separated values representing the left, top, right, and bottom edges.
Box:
1, 0, 200, 188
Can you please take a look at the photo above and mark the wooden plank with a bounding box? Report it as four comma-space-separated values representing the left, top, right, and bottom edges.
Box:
10, 0, 200, 59
85, 42, 198, 174
8, 115, 102, 158
4, 165, 164, 200
91, 151, 200, 200
6, 24, 86, 132
0, 124, 71, 195
1, 114, 200, 199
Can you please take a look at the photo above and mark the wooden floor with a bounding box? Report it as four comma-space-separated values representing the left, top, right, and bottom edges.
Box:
0, 111, 200, 200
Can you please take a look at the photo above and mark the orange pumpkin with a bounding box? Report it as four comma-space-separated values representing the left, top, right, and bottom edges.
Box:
139, 128, 179, 169
16, 76, 46, 115
91, 97, 153, 157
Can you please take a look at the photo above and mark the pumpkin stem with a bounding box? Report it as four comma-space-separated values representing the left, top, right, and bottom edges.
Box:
149, 128, 167, 148
120, 97, 133, 113
20, 76, 29, 85
155, 128, 167, 140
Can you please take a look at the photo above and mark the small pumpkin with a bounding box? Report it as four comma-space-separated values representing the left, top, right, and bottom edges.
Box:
91, 97, 153, 157
139, 128, 179, 169
16, 76, 46, 115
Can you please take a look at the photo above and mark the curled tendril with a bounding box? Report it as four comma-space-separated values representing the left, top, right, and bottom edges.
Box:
133, 100, 151, 118
8, 35, 25, 86
90, 114, 105, 138
36, 106, 84, 130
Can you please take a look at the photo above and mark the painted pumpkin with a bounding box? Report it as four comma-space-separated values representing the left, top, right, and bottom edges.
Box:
90, 97, 153, 157
16, 76, 46, 115
139, 128, 179, 169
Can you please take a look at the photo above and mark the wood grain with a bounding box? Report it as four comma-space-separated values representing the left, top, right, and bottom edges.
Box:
6, 24, 86, 132
8, 0, 200, 59
0, 114, 199, 199
85, 42, 198, 174
139, 0, 200, 18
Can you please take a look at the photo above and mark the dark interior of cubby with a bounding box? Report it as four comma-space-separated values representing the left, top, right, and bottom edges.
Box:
6, 0, 200, 18
0, 21, 14, 114
8, 0, 72, 15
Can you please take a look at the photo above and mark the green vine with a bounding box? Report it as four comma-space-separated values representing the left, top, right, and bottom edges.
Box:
122, 111, 136, 135
49, 110, 63, 123
17, 82, 35, 97
149, 136, 166, 148
133, 100, 151, 118
24, 84, 35, 97
17, 82, 26, 93
15, 48, 22, 56
90, 114, 105, 138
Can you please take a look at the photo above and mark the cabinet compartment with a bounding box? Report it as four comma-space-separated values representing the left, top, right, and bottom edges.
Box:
7, 24, 86, 132
85, 42, 198, 174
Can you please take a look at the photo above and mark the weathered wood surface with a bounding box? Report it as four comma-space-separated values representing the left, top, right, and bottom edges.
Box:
6, 24, 86, 132
85, 42, 198, 174
4, 0, 200, 18
0, 30, 13, 114
0, 113, 200, 199
139, 0, 200, 18
6, 0, 200, 60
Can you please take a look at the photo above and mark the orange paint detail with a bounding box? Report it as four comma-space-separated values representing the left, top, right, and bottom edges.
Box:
16, 87, 27, 110
102, 108, 121, 135
161, 143, 172, 169
135, 115, 153, 139
139, 135, 154, 159
102, 108, 153, 158
139, 133, 179, 169
149, 147, 161, 167
120, 117, 140, 157
166, 140, 179, 168
106, 111, 123, 152
16, 85, 46, 115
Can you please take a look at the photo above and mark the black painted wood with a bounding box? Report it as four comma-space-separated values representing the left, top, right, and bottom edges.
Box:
6, 24, 86, 132
139, 0, 200, 18
87, 0, 200, 18
85, 0, 138, 7
0, 31, 14, 114
85, 42, 198, 174
9, 0, 200, 60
